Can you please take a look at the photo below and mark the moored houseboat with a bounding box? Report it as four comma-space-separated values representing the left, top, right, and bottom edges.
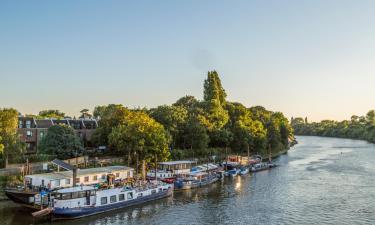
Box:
5, 166, 134, 209
174, 171, 218, 190
51, 181, 173, 219
146, 160, 196, 181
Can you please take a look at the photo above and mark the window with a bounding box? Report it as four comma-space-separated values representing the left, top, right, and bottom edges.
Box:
127, 192, 133, 200
40, 131, 45, 138
138, 193, 143, 197
84, 176, 89, 182
18, 121, 23, 128
61, 193, 72, 200
101, 174, 106, 179
127, 171, 131, 178
93, 175, 97, 181
26, 120, 31, 128
65, 179, 71, 185
110, 195, 117, 203
101, 197, 107, 205
116, 173, 120, 177
119, 194, 125, 201
54, 180, 60, 187
75, 178, 80, 184
26, 130, 33, 137
151, 189, 156, 194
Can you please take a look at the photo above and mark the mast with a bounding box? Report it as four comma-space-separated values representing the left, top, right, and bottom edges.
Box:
154, 154, 157, 183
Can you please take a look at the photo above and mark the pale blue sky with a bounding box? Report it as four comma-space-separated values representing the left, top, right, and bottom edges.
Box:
1, 1, 375, 121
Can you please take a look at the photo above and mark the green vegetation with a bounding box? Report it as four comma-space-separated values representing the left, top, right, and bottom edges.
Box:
38, 125, 84, 159
38, 109, 66, 119
291, 110, 375, 143
0, 108, 25, 167
93, 71, 294, 166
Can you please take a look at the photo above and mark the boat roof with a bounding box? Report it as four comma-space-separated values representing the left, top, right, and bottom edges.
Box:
56, 186, 96, 193
26, 166, 133, 180
158, 160, 196, 165
189, 171, 208, 176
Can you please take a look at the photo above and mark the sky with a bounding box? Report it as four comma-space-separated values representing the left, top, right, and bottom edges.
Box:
1, 0, 375, 121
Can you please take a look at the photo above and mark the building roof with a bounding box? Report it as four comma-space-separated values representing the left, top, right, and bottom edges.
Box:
26, 166, 133, 180
158, 160, 196, 165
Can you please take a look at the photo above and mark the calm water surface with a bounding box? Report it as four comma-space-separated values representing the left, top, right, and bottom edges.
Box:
1, 136, 375, 225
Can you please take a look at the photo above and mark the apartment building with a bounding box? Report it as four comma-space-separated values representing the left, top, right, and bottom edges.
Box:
18, 117, 98, 153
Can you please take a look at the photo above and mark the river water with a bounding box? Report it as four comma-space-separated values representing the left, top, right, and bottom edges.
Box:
1, 136, 374, 225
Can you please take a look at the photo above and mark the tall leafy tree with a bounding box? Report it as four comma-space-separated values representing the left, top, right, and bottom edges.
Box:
92, 104, 130, 146
149, 105, 188, 149
108, 111, 170, 173
38, 125, 84, 159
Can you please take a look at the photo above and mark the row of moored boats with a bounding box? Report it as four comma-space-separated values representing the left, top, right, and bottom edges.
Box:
5, 155, 276, 220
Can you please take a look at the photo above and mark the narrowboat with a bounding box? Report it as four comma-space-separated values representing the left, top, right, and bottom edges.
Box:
146, 161, 196, 181
50, 182, 173, 219
174, 171, 218, 190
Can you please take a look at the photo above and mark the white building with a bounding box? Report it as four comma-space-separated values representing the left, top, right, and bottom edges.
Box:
25, 166, 134, 189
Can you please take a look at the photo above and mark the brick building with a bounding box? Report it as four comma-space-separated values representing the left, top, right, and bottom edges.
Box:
18, 117, 98, 153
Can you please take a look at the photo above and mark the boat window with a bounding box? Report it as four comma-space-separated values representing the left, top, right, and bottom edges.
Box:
101, 197, 107, 205
115, 173, 120, 177
71, 192, 79, 199
127, 192, 133, 200
138, 193, 143, 197
65, 179, 70, 185
84, 176, 89, 182
54, 180, 60, 187
119, 194, 125, 201
110, 195, 117, 203
78, 191, 86, 198
61, 193, 71, 200
75, 178, 80, 184
101, 174, 106, 179
151, 189, 156, 194
93, 175, 98, 181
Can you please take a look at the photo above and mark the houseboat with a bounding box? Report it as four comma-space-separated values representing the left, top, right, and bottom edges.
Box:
50, 181, 173, 219
174, 171, 218, 190
5, 166, 134, 208
146, 161, 196, 181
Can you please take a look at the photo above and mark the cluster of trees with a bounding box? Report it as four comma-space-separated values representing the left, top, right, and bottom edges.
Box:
1, 71, 294, 170
92, 71, 294, 166
0, 108, 25, 167
291, 110, 375, 143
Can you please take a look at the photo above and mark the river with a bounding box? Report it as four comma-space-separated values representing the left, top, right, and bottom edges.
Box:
1, 136, 374, 225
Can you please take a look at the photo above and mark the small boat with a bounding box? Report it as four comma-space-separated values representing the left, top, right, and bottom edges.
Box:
239, 167, 249, 175
51, 182, 173, 219
226, 169, 239, 177
174, 171, 218, 190
250, 162, 276, 172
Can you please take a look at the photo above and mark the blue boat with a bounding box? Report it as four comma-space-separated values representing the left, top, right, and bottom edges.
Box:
174, 171, 218, 190
46, 182, 173, 219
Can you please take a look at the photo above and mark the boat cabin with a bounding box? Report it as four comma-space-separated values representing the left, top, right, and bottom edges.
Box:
147, 160, 196, 179
25, 166, 134, 190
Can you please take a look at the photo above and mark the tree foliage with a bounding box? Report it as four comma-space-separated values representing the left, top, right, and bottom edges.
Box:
38, 125, 84, 159
38, 110, 66, 119
291, 110, 375, 143
0, 108, 25, 167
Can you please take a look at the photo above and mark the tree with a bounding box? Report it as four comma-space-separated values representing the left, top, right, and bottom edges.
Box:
183, 117, 209, 153
38, 110, 66, 119
149, 105, 188, 149
0, 108, 25, 167
38, 125, 84, 159
202, 71, 229, 131
92, 104, 130, 146
173, 95, 199, 110
108, 111, 170, 175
